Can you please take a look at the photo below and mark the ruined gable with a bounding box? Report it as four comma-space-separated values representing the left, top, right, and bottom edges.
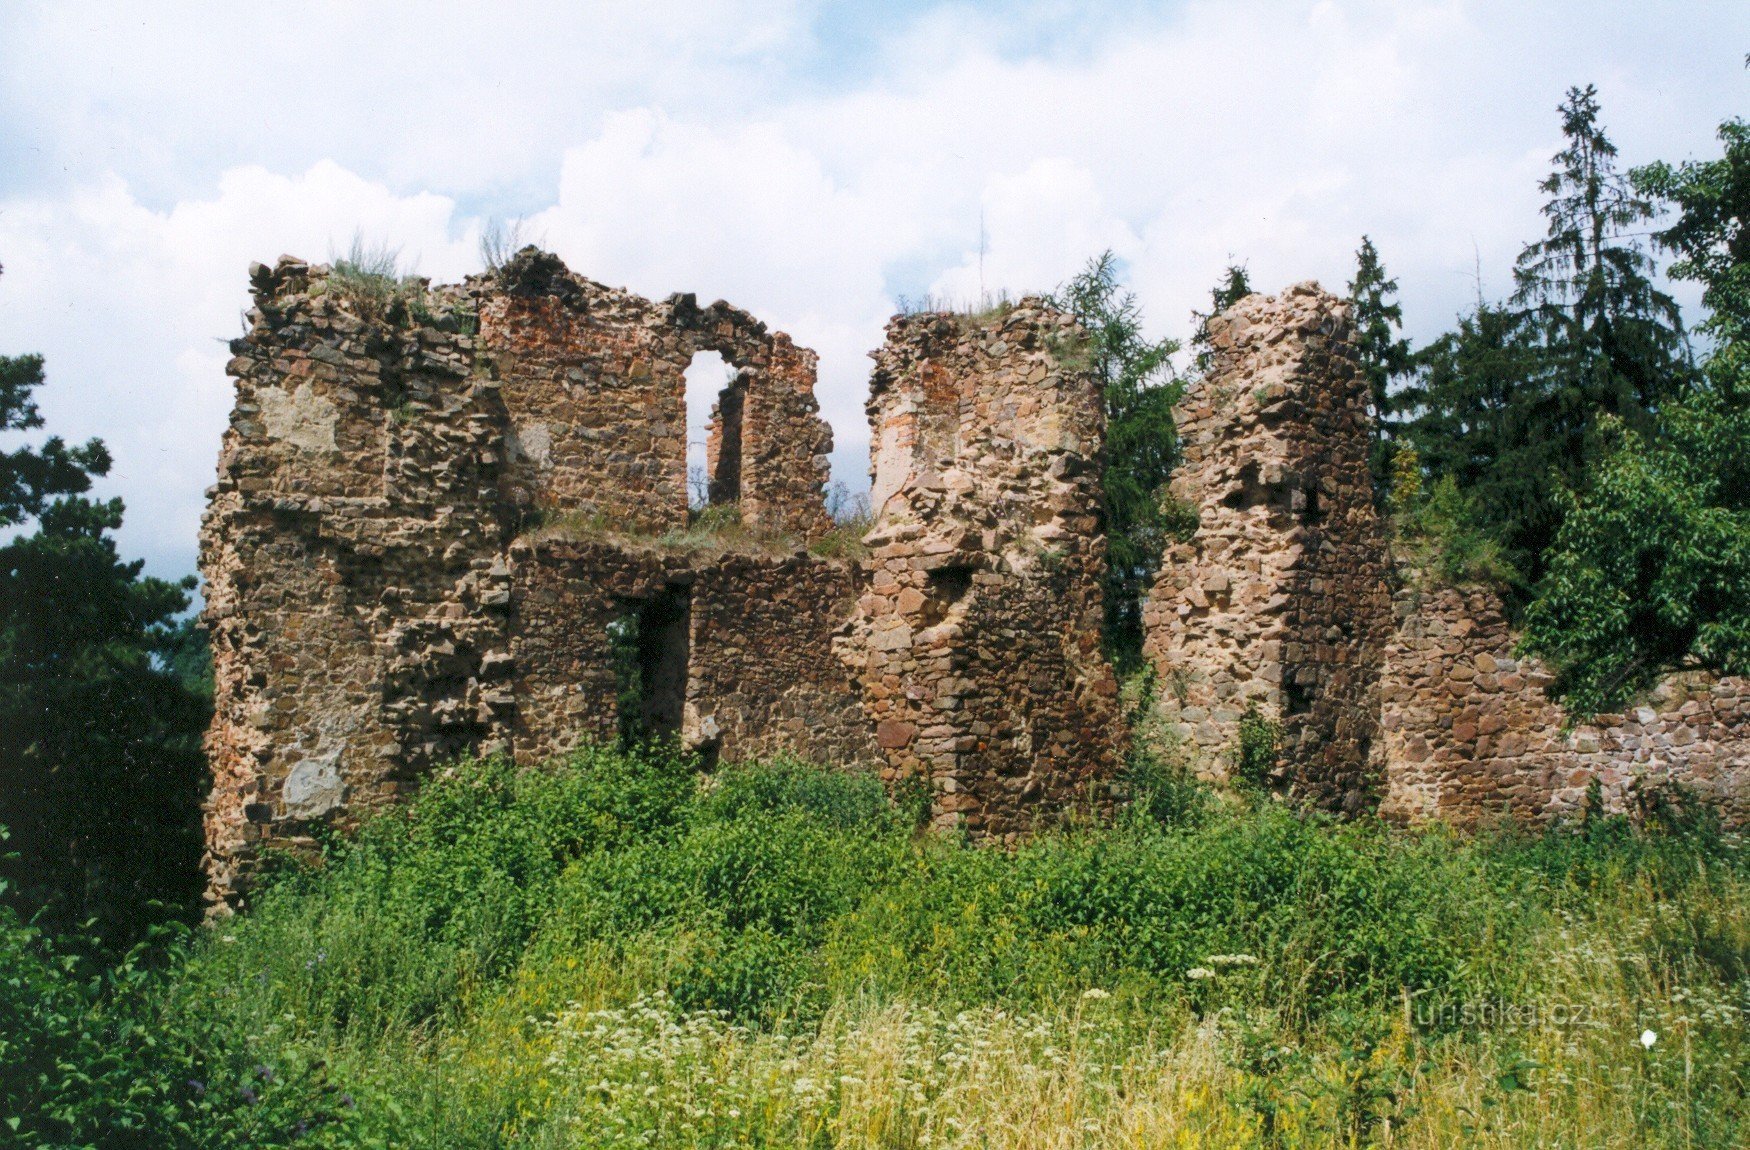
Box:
199, 250, 851, 907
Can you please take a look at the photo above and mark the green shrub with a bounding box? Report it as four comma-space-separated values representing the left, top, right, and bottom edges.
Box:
15, 747, 1747, 1147
1235, 701, 1281, 788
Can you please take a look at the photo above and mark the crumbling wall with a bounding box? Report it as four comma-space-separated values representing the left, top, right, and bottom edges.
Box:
202, 256, 515, 901
1379, 573, 1750, 825
481, 251, 834, 539
202, 250, 846, 907
671, 296, 835, 540
841, 302, 1122, 835
505, 538, 880, 771
1143, 283, 1392, 812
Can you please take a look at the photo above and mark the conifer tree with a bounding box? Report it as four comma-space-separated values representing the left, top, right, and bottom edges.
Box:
1347, 236, 1413, 495
1402, 86, 1690, 587
1523, 117, 1750, 712
1512, 85, 1689, 429
1052, 252, 1182, 671
0, 262, 210, 947
1190, 263, 1253, 373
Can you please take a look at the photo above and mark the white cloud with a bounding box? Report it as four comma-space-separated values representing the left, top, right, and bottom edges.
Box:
0, 0, 1742, 578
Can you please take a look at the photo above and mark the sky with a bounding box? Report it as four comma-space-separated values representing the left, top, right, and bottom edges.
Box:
0, 1, 1745, 581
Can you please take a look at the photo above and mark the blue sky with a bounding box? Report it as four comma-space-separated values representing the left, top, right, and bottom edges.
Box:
1, 0, 1745, 579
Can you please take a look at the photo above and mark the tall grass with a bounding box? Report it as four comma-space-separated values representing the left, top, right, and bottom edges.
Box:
5, 746, 1747, 1146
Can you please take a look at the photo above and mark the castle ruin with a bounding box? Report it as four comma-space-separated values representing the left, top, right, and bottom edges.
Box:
200, 251, 1750, 908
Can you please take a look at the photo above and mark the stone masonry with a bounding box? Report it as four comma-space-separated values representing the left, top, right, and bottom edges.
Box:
202, 256, 1750, 908
200, 251, 1116, 907
840, 303, 1122, 835
1378, 573, 1750, 825
1143, 283, 1392, 812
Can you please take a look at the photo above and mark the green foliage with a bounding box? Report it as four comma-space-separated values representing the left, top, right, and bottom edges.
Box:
1401, 86, 1692, 587
1512, 85, 1690, 429
0, 272, 209, 948
1522, 116, 1750, 715
1394, 472, 1521, 589
6, 749, 1749, 1146
1634, 118, 1750, 348
196, 746, 701, 1039
1119, 668, 1210, 829
1050, 252, 1183, 672
1234, 702, 1281, 789
1348, 236, 1414, 495
1190, 262, 1253, 372
1520, 391, 1750, 715
1398, 299, 1555, 590
0, 895, 352, 1148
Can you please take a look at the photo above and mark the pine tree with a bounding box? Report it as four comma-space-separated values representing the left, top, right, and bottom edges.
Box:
0, 263, 210, 947
1190, 263, 1253, 373
1051, 252, 1182, 671
1347, 237, 1413, 495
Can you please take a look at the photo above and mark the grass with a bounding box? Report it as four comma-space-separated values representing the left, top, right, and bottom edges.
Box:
317, 233, 477, 334
5, 746, 1749, 1146
527, 501, 878, 563
894, 290, 1023, 330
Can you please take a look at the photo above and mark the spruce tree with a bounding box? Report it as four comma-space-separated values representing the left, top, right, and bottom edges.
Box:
1513, 85, 1689, 429
1347, 237, 1413, 495
1190, 263, 1253, 373
1051, 252, 1182, 671
1402, 86, 1691, 588
1523, 117, 1750, 712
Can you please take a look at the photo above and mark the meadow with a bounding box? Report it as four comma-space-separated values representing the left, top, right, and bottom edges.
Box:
5, 745, 1747, 1147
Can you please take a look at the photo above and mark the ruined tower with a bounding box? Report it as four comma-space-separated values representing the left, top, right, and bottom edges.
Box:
1143, 283, 1392, 812
841, 302, 1122, 835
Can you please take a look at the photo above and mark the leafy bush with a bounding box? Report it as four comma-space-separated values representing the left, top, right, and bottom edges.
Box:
1395, 472, 1521, 590
10, 748, 1748, 1147
1235, 701, 1281, 789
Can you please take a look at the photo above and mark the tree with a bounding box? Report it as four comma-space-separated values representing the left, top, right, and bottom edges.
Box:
1347, 236, 1413, 495
1190, 263, 1253, 373
1401, 86, 1690, 588
1522, 118, 1750, 713
1512, 85, 1689, 428
1051, 252, 1183, 671
0, 263, 210, 947
1397, 300, 1552, 588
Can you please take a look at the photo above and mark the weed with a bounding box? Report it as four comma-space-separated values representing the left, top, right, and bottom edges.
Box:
1236, 701, 1282, 788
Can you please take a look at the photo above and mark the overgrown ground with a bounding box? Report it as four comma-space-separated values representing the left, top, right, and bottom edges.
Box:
5, 747, 1748, 1147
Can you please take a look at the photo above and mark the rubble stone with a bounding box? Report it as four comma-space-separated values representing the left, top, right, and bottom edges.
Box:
1142, 283, 1392, 812
838, 303, 1123, 836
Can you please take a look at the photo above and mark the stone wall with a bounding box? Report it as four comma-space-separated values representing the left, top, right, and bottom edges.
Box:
507, 538, 879, 771
480, 250, 833, 539
1143, 283, 1391, 812
201, 250, 847, 906
203, 249, 1750, 910
840, 302, 1122, 836
1378, 573, 1750, 825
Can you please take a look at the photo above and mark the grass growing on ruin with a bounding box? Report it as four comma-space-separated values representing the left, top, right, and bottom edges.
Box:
5, 747, 1749, 1147
526, 501, 878, 562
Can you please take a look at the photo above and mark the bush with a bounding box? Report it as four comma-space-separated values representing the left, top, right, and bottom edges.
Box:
13, 747, 1747, 1147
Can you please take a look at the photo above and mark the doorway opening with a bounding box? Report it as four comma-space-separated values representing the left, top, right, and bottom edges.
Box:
610, 585, 691, 746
